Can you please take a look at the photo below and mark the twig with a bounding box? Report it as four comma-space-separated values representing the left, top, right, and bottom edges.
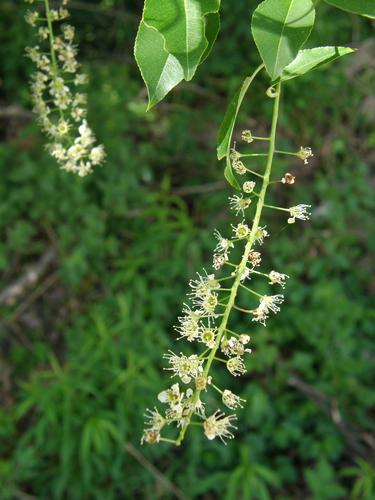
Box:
0, 105, 33, 120
14, 490, 37, 500
0, 248, 56, 306
5, 272, 58, 325
124, 442, 185, 499
289, 376, 375, 465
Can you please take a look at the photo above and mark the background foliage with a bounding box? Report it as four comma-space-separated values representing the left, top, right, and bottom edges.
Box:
0, 0, 374, 498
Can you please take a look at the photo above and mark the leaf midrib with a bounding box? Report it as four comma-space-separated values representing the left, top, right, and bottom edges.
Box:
272, 0, 295, 78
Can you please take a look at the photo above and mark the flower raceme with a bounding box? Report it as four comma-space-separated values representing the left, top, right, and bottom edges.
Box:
24, 0, 105, 176
142, 81, 313, 446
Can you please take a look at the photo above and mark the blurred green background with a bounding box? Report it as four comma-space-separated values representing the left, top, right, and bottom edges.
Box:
0, 1, 374, 498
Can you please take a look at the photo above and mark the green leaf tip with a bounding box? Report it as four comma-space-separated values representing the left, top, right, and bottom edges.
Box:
251, 0, 316, 81
279, 46, 356, 82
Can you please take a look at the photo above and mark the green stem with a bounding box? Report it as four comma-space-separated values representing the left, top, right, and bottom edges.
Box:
175, 80, 282, 446
264, 204, 289, 212
44, 0, 65, 122
233, 305, 253, 313
44, 0, 57, 70
245, 168, 263, 178
239, 283, 262, 298
275, 150, 298, 157
240, 153, 268, 157
252, 136, 270, 141
159, 437, 178, 444
251, 270, 269, 278
213, 357, 227, 363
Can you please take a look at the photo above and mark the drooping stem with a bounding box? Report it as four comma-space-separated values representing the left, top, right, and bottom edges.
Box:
44, 0, 57, 71
175, 80, 282, 446
44, 0, 65, 121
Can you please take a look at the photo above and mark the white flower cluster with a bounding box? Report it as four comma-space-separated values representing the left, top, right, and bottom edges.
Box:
24, 0, 105, 176
213, 230, 233, 270
159, 383, 205, 425
142, 118, 313, 446
220, 334, 252, 377
203, 411, 237, 442
297, 146, 314, 164
252, 294, 284, 326
288, 204, 311, 224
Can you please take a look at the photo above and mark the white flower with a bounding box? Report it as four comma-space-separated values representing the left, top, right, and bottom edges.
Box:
229, 195, 252, 216
232, 159, 247, 175
50, 143, 66, 161
189, 271, 220, 299
281, 172, 295, 185
62, 24, 75, 41
74, 74, 89, 85
25, 10, 39, 26
184, 390, 206, 418
248, 251, 261, 267
243, 181, 255, 193
221, 337, 251, 357
199, 326, 217, 348
38, 27, 49, 40
239, 266, 251, 282
222, 390, 245, 409
241, 130, 253, 143
144, 408, 165, 431
141, 429, 160, 445
56, 119, 70, 136
71, 107, 86, 121
252, 294, 284, 326
253, 226, 269, 245
213, 253, 228, 270
229, 148, 240, 161
158, 383, 182, 406
213, 230, 234, 254
174, 305, 201, 341
204, 411, 237, 443
67, 143, 85, 161
78, 120, 94, 146
193, 292, 218, 317
195, 375, 211, 391
77, 161, 92, 177
288, 204, 311, 224
268, 271, 289, 288
89, 145, 105, 165
239, 334, 250, 345
163, 351, 203, 383
226, 356, 247, 376
232, 221, 250, 239
297, 146, 313, 164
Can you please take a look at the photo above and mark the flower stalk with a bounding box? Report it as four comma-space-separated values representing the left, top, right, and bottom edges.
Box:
24, 0, 105, 175
174, 81, 282, 445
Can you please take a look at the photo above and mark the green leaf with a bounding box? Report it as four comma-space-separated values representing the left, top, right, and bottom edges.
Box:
143, 0, 221, 81
280, 46, 355, 81
217, 65, 264, 189
217, 65, 264, 161
224, 159, 240, 190
324, 0, 375, 18
251, 0, 316, 80
134, 21, 184, 110
200, 12, 221, 64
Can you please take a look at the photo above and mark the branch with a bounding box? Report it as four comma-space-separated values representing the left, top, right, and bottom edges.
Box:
0, 248, 56, 306
0, 105, 33, 120
124, 442, 185, 499
288, 376, 375, 466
